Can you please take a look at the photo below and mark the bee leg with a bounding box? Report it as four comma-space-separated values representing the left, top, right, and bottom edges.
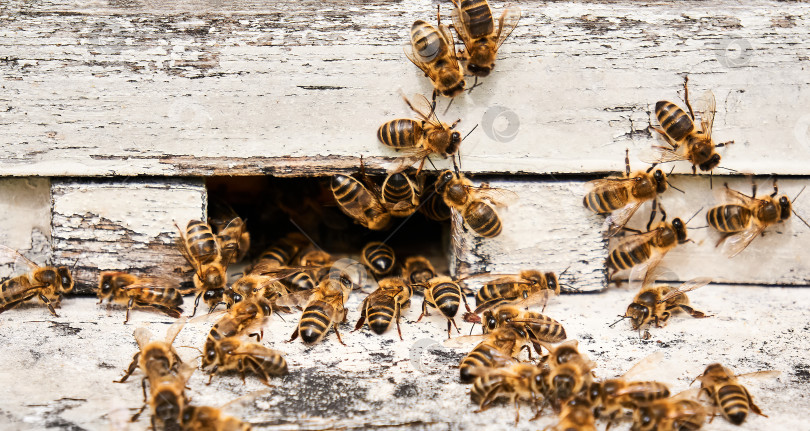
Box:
353, 301, 368, 332
771, 177, 779, 197
191, 292, 202, 317
513, 395, 521, 424
237, 358, 247, 384
624, 148, 631, 176
449, 317, 461, 335
745, 386, 767, 417
460, 289, 472, 313
683, 75, 695, 120
333, 325, 346, 346
416, 300, 429, 322
130, 378, 149, 422
679, 305, 709, 319
125, 297, 135, 324
647, 199, 659, 232
38, 294, 59, 317
248, 330, 263, 342
287, 327, 299, 343
115, 352, 141, 383
206, 367, 217, 385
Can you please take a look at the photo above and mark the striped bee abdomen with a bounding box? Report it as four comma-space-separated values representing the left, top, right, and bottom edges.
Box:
185, 220, 219, 264
433, 282, 460, 318
464, 200, 502, 238
584, 187, 630, 214
377, 119, 420, 149
367, 303, 396, 335
717, 384, 751, 425
460, 344, 502, 383
655, 101, 695, 142
607, 242, 652, 271
460, 0, 494, 37
382, 173, 416, 203
411, 20, 446, 62
362, 242, 396, 276
707, 205, 751, 233
471, 374, 504, 405
299, 300, 333, 344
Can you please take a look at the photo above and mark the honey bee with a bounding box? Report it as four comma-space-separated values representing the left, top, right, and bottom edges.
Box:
381, 172, 420, 217
474, 270, 559, 311
135, 362, 196, 430
249, 233, 310, 275
0, 245, 74, 317
606, 214, 692, 282
451, 323, 532, 383
435, 169, 517, 238
331, 174, 391, 231
419, 177, 453, 221
631, 393, 707, 431
708, 181, 810, 257
202, 335, 288, 386
226, 274, 289, 311
612, 278, 711, 335
175, 220, 229, 315
547, 398, 598, 431
467, 305, 567, 353
354, 277, 413, 340
208, 201, 250, 266
377, 95, 462, 173
297, 249, 333, 267
469, 362, 546, 424
404, 14, 465, 99
283, 276, 353, 345
542, 340, 596, 406
695, 363, 778, 425
116, 318, 186, 384
361, 242, 396, 278
584, 352, 671, 425
643, 76, 733, 174
402, 256, 437, 285
202, 298, 273, 372
584, 149, 676, 235
449, 0, 521, 80
97, 272, 183, 323
417, 275, 472, 337
181, 405, 252, 431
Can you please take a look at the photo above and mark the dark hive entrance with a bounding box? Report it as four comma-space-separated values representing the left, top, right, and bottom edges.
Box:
205, 176, 449, 270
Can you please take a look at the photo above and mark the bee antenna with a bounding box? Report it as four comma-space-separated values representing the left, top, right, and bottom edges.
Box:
667, 181, 685, 194
608, 315, 629, 328
792, 209, 810, 229
443, 97, 455, 116
684, 207, 704, 225
177, 345, 203, 354
453, 153, 461, 176
469, 322, 476, 336
426, 156, 438, 171
715, 166, 738, 173
668, 165, 676, 175
792, 185, 807, 203
461, 123, 478, 141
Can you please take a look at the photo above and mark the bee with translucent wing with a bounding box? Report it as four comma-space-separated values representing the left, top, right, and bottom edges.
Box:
98, 272, 183, 323
282, 274, 354, 346
404, 10, 465, 100
0, 245, 74, 317
353, 277, 413, 340
450, 0, 521, 85
695, 363, 779, 425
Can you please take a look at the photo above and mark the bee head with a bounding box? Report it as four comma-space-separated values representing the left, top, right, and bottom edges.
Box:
672, 218, 688, 243
625, 303, 650, 330
467, 62, 492, 77
545, 272, 559, 292
435, 170, 455, 195
203, 288, 224, 305
446, 131, 462, 155
779, 195, 792, 221
482, 310, 498, 333
552, 371, 576, 399
699, 153, 721, 171
57, 267, 74, 293
98, 273, 115, 299
653, 169, 667, 194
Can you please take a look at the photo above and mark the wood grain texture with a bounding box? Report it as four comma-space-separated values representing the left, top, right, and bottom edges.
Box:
452, 175, 810, 288
50, 178, 206, 294
1, 1, 809, 176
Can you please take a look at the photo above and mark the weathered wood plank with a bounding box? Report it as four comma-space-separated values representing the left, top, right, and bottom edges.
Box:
0, 178, 51, 277
452, 175, 810, 287
1, 1, 809, 176
50, 178, 206, 294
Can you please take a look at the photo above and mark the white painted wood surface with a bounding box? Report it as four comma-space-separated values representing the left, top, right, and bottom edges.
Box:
0, 178, 51, 276
50, 178, 206, 294
0, 286, 804, 430
1, 1, 809, 176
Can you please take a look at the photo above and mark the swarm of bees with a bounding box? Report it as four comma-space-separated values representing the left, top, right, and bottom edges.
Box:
0, 1, 798, 430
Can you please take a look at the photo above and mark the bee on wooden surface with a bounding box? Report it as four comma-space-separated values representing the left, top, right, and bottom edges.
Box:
449, 0, 521, 80
175, 220, 229, 315
584, 149, 679, 235
695, 363, 778, 425
381, 172, 420, 217
474, 270, 559, 311
116, 318, 186, 384
449, 323, 532, 383
208, 201, 250, 266
404, 14, 465, 99
331, 174, 392, 231
133, 362, 196, 430
469, 362, 546, 424
282, 276, 353, 345
466, 305, 567, 352
643, 76, 733, 174
543, 343, 596, 407
611, 278, 711, 336
202, 336, 288, 386
708, 181, 810, 257
417, 275, 472, 338
354, 277, 412, 340
202, 298, 273, 372
226, 274, 289, 311
402, 256, 437, 286
606, 212, 695, 282
547, 398, 598, 431
361, 242, 396, 278
181, 405, 252, 431
584, 352, 671, 426
435, 168, 517, 238
377, 95, 462, 173
248, 233, 310, 275
631, 392, 707, 431
97, 272, 183, 323
0, 245, 74, 317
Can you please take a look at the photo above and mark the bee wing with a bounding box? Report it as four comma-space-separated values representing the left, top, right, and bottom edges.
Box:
669, 387, 702, 402
466, 361, 521, 379
163, 317, 188, 345
173, 223, 201, 274
495, 7, 521, 49
694, 90, 716, 140
583, 176, 635, 193
620, 351, 666, 380
606, 201, 644, 237
231, 343, 285, 358
443, 333, 487, 348
393, 148, 439, 173
625, 245, 669, 285
658, 277, 712, 303
736, 370, 782, 381
638, 146, 689, 165
472, 185, 519, 207
403, 42, 433, 76
509, 289, 556, 309
133, 327, 154, 351
720, 223, 766, 258
276, 290, 315, 308
438, 24, 462, 72
450, 2, 475, 51
124, 277, 177, 291
0, 244, 39, 273
722, 184, 756, 206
